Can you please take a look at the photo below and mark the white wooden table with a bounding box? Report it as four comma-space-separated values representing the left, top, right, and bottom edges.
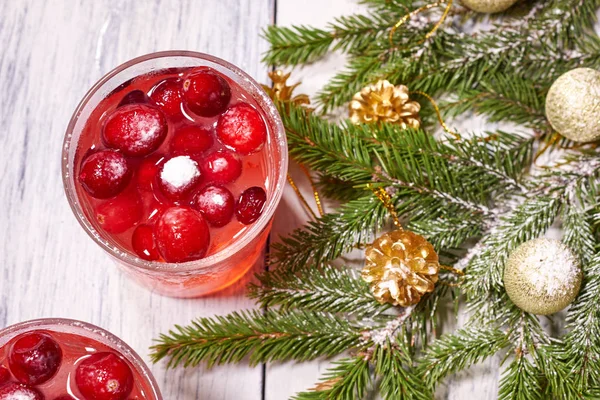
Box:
0, 1, 498, 398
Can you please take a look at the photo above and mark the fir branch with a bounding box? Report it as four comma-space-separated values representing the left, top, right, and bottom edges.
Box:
150, 310, 362, 368
442, 75, 547, 130
465, 195, 562, 302
270, 195, 387, 271
498, 355, 543, 400
373, 338, 432, 400
293, 356, 372, 400
562, 195, 596, 265
558, 254, 600, 390
409, 214, 483, 250
263, 13, 397, 66
418, 327, 509, 389
250, 264, 390, 317
316, 56, 383, 113
280, 102, 376, 183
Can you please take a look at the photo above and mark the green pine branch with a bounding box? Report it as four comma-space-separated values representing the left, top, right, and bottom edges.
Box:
418, 327, 509, 389
498, 355, 543, 400
150, 310, 363, 368
374, 339, 432, 400
293, 356, 372, 400
263, 12, 398, 66
465, 195, 562, 304
249, 264, 391, 317
270, 195, 387, 271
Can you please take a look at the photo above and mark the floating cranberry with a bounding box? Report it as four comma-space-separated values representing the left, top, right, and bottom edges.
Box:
154, 207, 210, 263
0, 382, 44, 400
117, 90, 148, 108
200, 150, 242, 184
157, 156, 202, 201
217, 103, 266, 155
170, 125, 213, 156
132, 224, 160, 261
235, 187, 267, 225
95, 192, 142, 234
102, 104, 168, 157
182, 70, 231, 117
0, 367, 9, 385
8, 331, 62, 386
136, 154, 164, 191
79, 150, 132, 199
75, 352, 133, 400
192, 185, 234, 227
149, 78, 184, 118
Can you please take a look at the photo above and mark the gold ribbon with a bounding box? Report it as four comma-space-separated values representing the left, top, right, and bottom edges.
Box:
389, 0, 454, 48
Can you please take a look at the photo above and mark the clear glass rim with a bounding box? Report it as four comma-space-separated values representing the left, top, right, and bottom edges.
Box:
62, 50, 288, 273
0, 318, 162, 400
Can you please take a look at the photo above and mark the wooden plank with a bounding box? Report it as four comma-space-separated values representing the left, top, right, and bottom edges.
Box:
0, 0, 273, 399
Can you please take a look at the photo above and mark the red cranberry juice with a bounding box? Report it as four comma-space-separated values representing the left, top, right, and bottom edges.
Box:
0, 330, 153, 399
74, 67, 270, 262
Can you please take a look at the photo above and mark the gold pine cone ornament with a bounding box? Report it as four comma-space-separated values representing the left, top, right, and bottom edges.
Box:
362, 230, 440, 306
349, 80, 421, 128
460, 0, 519, 13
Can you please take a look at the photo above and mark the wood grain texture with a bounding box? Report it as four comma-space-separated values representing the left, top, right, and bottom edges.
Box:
0, 1, 273, 399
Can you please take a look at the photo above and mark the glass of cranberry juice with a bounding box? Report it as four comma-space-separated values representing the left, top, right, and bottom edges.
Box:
62, 51, 287, 297
0, 318, 162, 400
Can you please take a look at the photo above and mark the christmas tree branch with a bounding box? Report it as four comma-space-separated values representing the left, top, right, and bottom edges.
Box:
249, 264, 391, 317
418, 327, 509, 389
292, 356, 372, 400
150, 310, 363, 368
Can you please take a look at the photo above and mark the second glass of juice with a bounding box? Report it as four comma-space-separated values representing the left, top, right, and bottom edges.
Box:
0, 318, 162, 400
62, 51, 287, 297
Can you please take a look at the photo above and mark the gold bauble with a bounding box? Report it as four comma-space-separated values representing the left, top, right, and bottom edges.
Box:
545, 68, 600, 143
460, 0, 519, 13
362, 230, 439, 306
503, 238, 582, 315
349, 80, 421, 128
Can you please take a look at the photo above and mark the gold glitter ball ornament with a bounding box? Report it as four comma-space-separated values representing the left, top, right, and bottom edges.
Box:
545, 68, 600, 143
503, 238, 582, 315
460, 0, 519, 13
349, 80, 421, 128
362, 230, 439, 306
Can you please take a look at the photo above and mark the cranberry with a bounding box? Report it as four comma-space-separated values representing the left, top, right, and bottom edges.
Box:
132, 224, 160, 261
79, 150, 132, 199
95, 192, 142, 234
117, 90, 148, 107
149, 78, 184, 118
0, 382, 44, 400
52, 397, 73, 400
182, 70, 231, 117
154, 207, 210, 263
235, 187, 267, 225
170, 125, 213, 155
136, 154, 164, 191
8, 331, 62, 385
102, 104, 168, 157
157, 156, 202, 201
192, 185, 234, 227
0, 367, 9, 384
200, 150, 242, 184
216, 103, 267, 155
75, 352, 133, 400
